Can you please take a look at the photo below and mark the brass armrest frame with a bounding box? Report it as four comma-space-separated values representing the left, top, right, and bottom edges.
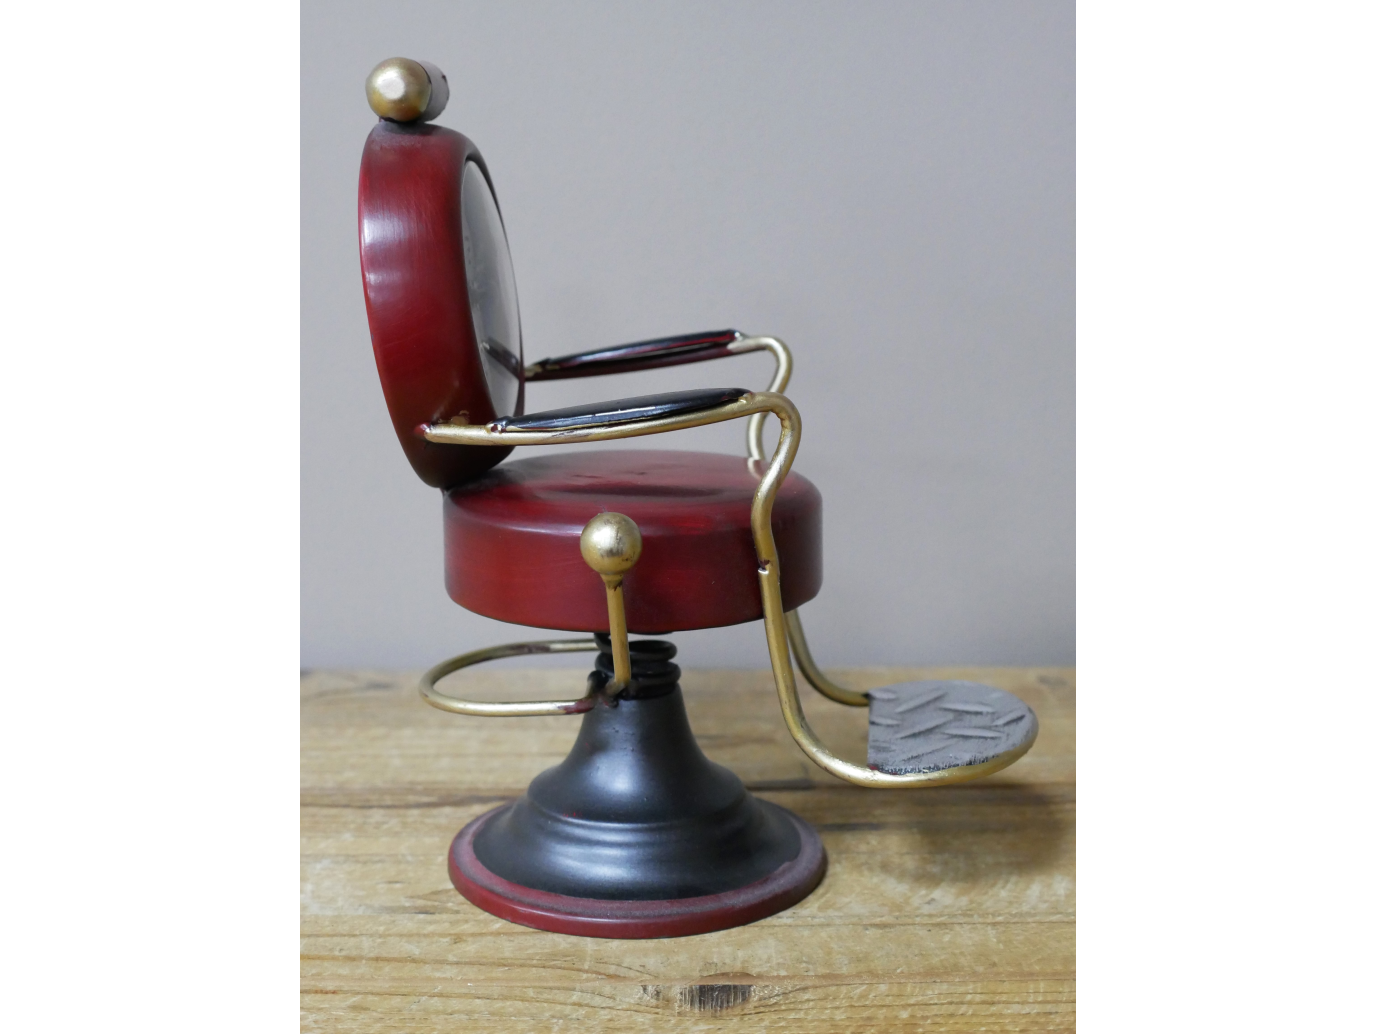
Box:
419, 638, 601, 716
728, 336, 792, 461
519, 333, 792, 461
423, 389, 1028, 787
424, 391, 773, 448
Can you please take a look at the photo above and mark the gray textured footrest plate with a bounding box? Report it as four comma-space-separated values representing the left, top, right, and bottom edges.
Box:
868, 680, 1038, 775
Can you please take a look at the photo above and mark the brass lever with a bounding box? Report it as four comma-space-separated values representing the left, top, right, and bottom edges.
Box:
580, 512, 643, 690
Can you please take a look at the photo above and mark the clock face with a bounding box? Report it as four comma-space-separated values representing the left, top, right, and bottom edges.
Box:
460, 161, 523, 418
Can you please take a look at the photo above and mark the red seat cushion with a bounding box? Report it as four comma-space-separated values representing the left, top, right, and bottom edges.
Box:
444, 450, 823, 632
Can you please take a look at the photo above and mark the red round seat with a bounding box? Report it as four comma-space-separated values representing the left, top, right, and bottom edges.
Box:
444, 450, 823, 633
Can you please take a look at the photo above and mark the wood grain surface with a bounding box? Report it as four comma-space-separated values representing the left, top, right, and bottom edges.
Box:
302, 665, 1075, 1031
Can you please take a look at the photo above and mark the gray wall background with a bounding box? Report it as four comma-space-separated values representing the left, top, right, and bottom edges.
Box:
303, 1, 1073, 670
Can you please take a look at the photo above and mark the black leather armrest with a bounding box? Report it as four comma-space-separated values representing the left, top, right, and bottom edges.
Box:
491, 387, 749, 432
524, 330, 743, 381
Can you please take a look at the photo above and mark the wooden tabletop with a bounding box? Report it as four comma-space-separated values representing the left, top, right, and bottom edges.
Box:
302, 665, 1075, 1031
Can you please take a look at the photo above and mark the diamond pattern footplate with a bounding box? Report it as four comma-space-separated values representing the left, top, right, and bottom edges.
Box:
867, 680, 1038, 775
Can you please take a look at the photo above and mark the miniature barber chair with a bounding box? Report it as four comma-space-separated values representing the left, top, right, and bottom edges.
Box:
357, 59, 1038, 937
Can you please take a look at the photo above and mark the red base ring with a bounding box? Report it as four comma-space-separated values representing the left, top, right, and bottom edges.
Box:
449, 803, 827, 938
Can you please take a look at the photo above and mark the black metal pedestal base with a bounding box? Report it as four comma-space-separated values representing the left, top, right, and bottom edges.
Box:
452, 638, 826, 936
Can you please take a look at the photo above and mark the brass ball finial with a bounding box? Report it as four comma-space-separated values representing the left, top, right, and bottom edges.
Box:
365, 57, 450, 123
580, 513, 643, 577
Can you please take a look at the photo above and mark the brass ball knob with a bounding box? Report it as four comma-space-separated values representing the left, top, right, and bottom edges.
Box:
580, 513, 643, 577
365, 57, 449, 123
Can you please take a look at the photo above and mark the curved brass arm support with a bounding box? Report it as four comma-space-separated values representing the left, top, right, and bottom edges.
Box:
433, 338, 788, 461
744, 396, 1033, 787
727, 336, 792, 461
783, 609, 869, 706
520, 331, 790, 459
419, 639, 600, 716
426, 391, 774, 446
